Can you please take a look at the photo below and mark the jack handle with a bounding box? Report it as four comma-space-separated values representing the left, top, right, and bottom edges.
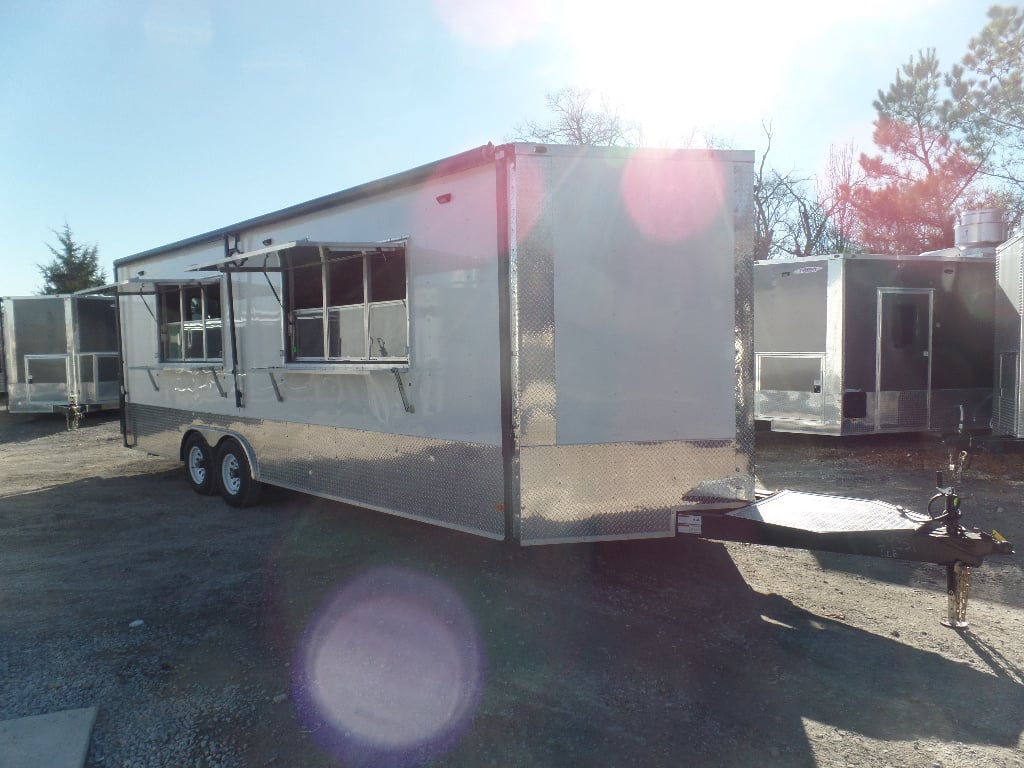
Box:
921, 470, 964, 536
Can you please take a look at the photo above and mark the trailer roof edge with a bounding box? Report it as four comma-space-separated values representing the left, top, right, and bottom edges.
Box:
114, 143, 755, 268
114, 142, 504, 268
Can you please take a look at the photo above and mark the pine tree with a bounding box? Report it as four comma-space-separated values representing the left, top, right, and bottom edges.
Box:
948, 4, 1024, 227
38, 223, 106, 294
850, 50, 984, 254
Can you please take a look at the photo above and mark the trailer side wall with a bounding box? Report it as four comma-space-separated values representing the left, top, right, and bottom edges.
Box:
119, 159, 508, 538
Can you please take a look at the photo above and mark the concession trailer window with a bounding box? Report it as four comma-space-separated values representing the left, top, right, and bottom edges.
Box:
157, 282, 223, 363
188, 240, 408, 366
281, 243, 408, 364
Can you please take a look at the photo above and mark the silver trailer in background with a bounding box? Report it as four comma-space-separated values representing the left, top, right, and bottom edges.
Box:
992, 231, 1024, 438
0, 304, 6, 397
754, 210, 1007, 437
755, 250, 998, 436
112, 143, 756, 544
0, 295, 120, 414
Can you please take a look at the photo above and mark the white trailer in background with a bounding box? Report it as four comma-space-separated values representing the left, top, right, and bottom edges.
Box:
992, 231, 1024, 438
0, 294, 119, 416
0, 305, 5, 397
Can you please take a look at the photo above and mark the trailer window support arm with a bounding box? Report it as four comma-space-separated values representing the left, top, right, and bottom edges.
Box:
392, 368, 414, 413
208, 367, 227, 398
267, 371, 284, 402
263, 255, 282, 308
223, 235, 245, 408
140, 294, 157, 324
113, 293, 130, 446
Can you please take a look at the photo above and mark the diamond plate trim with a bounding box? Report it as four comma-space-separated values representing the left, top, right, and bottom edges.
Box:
733, 159, 756, 473
730, 489, 920, 533
513, 156, 557, 447
519, 440, 753, 544
127, 403, 505, 538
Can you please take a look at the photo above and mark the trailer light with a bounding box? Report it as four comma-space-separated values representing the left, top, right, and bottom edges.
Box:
436, 193, 453, 204
262, 238, 273, 246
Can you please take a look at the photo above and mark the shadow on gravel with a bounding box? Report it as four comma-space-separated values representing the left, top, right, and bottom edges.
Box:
755, 429, 1024, 612
3, 474, 1023, 767
0, 409, 121, 444
807, 545, 1024, 612
254, 492, 1024, 767
755, 429, 951, 462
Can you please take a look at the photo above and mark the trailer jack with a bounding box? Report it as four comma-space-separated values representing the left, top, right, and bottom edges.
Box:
56, 394, 84, 431
678, 472, 1014, 629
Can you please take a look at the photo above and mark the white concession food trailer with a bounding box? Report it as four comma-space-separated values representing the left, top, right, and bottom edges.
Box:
113, 144, 754, 544
107, 143, 1010, 625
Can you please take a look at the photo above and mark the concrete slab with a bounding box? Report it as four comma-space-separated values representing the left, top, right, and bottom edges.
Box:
0, 707, 98, 768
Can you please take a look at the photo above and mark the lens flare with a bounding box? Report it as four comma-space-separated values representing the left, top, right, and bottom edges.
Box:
621, 151, 728, 243
294, 567, 483, 766
432, 0, 553, 48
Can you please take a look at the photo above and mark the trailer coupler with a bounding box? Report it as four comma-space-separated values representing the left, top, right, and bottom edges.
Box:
677, 476, 1013, 628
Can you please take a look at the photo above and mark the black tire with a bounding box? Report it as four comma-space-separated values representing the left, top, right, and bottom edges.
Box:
215, 438, 262, 508
183, 433, 215, 495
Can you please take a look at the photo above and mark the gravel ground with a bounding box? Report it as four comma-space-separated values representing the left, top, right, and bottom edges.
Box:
1, 409, 1022, 767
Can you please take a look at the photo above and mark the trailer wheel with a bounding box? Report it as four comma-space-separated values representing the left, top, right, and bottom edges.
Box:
215, 439, 262, 508
183, 433, 215, 495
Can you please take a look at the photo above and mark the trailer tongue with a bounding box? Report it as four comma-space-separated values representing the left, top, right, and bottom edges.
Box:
677, 474, 1014, 629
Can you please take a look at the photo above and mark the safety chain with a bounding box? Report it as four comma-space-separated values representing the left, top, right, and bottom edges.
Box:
948, 449, 969, 484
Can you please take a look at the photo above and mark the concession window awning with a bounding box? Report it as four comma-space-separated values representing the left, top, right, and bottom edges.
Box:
187, 240, 407, 273
74, 276, 221, 297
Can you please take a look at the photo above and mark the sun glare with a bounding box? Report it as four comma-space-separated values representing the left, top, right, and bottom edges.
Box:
547, 0, 945, 145
432, 0, 554, 48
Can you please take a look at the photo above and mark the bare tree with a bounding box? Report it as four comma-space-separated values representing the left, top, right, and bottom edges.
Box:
753, 122, 806, 259
821, 141, 863, 254
509, 87, 642, 147
776, 179, 828, 257
780, 142, 864, 256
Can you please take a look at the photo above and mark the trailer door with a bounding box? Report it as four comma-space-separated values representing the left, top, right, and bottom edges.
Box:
875, 288, 933, 430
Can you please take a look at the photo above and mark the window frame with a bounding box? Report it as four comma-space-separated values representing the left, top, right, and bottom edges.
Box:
281, 243, 409, 365
156, 280, 224, 364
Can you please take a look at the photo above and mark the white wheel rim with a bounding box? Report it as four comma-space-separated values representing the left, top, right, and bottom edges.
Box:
188, 446, 206, 485
222, 453, 242, 495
